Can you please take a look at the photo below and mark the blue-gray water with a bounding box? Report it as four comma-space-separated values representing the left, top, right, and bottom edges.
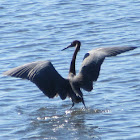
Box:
1, 0, 140, 139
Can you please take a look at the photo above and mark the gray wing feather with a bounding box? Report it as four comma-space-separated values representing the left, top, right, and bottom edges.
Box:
4, 61, 69, 99
75, 47, 137, 91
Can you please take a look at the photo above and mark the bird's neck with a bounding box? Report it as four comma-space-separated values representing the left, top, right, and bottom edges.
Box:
69, 44, 80, 75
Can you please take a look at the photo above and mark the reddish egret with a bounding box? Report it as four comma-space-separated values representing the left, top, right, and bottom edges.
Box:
4, 40, 137, 108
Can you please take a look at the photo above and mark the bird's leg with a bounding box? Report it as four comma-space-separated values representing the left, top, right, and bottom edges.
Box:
81, 97, 86, 109
70, 102, 75, 109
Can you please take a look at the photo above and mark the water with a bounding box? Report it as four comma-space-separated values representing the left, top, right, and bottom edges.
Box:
0, 0, 140, 139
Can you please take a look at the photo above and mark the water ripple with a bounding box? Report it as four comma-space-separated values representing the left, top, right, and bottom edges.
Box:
0, 0, 140, 139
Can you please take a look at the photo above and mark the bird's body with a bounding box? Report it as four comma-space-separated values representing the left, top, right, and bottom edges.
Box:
4, 40, 137, 108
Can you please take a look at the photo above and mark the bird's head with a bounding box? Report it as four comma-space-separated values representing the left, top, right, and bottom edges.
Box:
62, 40, 81, 51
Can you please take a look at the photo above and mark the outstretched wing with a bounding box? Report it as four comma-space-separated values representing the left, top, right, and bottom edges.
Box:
75, 47, 137, 91
4, 61, 69, 100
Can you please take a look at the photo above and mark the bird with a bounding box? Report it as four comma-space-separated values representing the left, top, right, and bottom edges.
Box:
3, 40, 137, 108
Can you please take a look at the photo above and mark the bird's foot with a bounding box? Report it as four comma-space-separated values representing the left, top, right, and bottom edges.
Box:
70, 98, 86, 110
81, 98, 86, 109
70, 102, 75, 110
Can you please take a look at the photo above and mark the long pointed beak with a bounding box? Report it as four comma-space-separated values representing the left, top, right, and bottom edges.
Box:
61, 44, 73, 51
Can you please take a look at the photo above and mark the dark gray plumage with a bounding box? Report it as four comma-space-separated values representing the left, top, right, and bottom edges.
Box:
4, 40, 137, 108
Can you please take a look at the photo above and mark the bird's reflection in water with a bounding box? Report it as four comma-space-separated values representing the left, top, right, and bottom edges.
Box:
28, 106, 107, 139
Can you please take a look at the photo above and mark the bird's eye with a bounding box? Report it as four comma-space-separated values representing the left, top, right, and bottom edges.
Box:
71, 43, 74, 46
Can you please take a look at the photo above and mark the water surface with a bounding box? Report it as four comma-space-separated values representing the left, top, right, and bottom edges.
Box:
1, 0, 140, 139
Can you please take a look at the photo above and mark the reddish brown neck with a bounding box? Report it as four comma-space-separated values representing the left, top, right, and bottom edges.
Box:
69, 44, 80, 75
